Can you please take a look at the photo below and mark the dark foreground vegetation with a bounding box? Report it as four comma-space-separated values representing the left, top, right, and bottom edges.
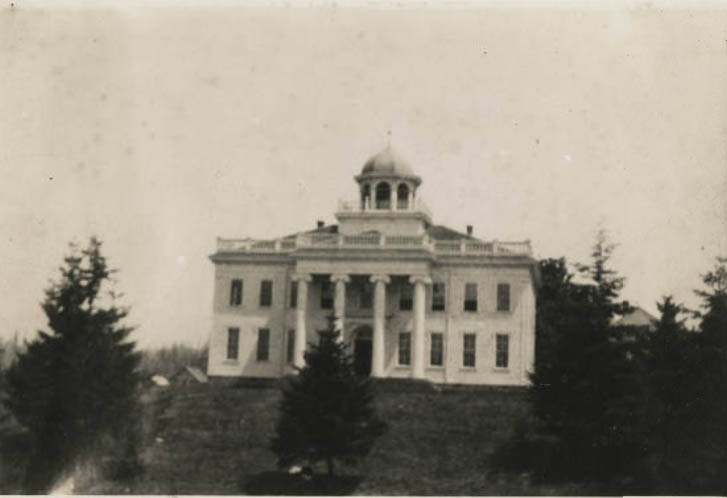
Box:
498, 234, 727, 495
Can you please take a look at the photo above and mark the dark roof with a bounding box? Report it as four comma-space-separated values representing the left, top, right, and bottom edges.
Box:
426, 225, 479, 241
282, 224, 338, 240
281, 224, 477, 242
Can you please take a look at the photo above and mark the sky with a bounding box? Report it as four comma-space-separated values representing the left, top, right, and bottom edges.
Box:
1, 3, 726, 348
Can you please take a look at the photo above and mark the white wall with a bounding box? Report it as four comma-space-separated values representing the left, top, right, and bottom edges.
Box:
207, 260, 536, 386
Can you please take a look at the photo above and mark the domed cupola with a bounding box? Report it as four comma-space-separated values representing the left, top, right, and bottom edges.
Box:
355, 146, 422, 211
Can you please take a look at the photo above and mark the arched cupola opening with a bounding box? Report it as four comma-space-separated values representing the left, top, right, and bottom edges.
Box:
397, 183, 410, 210
360, 183, 371, 210
375, 182, 391, 210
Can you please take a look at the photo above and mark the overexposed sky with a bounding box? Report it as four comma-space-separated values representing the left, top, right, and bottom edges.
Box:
1, 3, 726, 348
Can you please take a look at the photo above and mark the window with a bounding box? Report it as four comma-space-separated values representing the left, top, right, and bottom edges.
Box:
464, 283, 478, 312
463, 333, 476, 367
430, 333, 443, 366
361, 183, 371, 209
398, 332, 411, 366
257, 328, 270, 361
359, 282, 373, 309
496, 334, 509, 368
289, 281, 298, 308
229, 279, 243, 306
226, 327, 239, 360
320, 281, 333, 309
432, 282, 446, 311
399, 284, 413, 311
497, 283, 510, 311
375, 182, 391, 209
286, 329, 295, 364
259, 280, 273, 307
397, 183, 409, 210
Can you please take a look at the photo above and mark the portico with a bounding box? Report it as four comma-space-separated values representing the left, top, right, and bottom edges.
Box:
289, 270, 432, 378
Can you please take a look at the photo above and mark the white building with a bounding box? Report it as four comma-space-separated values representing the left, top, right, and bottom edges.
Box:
207, 147, 539, 385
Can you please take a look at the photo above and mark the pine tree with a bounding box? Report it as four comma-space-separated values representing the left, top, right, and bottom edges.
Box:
640, 296, 695, 491
4, 238, 141, 492
685, 257, 727, 493
531, 231, 646, 483
271, 315, 385, 477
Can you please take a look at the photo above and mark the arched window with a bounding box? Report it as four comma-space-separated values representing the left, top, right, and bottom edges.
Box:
360, 183, 371, 210
397, 183, 409, 210
375, 182, 391, 209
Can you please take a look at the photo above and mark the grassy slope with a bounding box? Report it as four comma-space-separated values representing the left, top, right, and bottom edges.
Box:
75, 381, 591, 495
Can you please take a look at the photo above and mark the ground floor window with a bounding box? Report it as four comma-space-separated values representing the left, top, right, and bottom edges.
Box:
227, 327, 239, 360
257, 328, 270, 361
398, 332, 411, 365
463, 333, 476, 367
286, 329, 295, 363
430, 332, 443, 366
496, 333, 509, 368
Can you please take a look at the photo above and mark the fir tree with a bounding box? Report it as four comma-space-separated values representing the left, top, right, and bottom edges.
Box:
531, 231, 646, 483
685, 257, 727, 493
4, 238, 141, 492
272, 315, 385, 477
641, 296, 695, 491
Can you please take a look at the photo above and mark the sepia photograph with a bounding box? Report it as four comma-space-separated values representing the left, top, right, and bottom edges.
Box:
1, 0, 726, 495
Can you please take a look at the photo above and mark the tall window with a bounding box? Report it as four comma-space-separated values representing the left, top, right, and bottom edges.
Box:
497, 283, 510, 311
432, 282, 446, 311
289, 281, 298, 308
359, 282, 373, 309
257, 328, 270, 361
397, 183, 409, 210
464, 283, 478, 312
463, 333, 476, 367
320, 281, 333, 309
398, 332, 411, 365
226, 327, 239, 360
286, 329, 295, 364
259, 280, 273, 307
496, 334, 509, 368
430, 332, 444, 366
375, 182, 391, 209
399, 284, 413, 311
361, 183, 371, 209
230, 279, 243, 306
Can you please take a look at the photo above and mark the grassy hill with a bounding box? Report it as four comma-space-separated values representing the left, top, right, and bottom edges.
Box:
64, 380, 593, 495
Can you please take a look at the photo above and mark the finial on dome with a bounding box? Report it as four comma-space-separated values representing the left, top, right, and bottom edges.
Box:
386, 128, 392, 148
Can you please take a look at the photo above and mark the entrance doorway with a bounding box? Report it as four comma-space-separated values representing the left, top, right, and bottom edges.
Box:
353, 326, 372, 376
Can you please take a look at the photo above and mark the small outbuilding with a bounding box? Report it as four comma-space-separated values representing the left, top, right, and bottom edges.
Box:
171, 365, 208, 385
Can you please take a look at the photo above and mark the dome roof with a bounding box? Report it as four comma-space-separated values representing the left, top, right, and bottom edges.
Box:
360, 147, 418, 179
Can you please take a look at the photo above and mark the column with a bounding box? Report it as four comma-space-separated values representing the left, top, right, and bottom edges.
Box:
370, 274, 390, 377
410, 275, 432, 379
330, 274, 350, 341
390, 185, 396, 211
291, 273, 311, 369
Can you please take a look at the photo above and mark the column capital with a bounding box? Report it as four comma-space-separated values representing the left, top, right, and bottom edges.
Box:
409, 274, 432, 286
370, 274, 391, 285
291, 273, 312, 283
330, 273, 351, 284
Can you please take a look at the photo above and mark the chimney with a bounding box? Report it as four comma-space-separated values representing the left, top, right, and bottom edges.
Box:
466, 225, 473, 236
317, 220, 325, 229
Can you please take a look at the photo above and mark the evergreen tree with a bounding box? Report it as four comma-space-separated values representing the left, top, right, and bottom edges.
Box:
4, 238, 141, 492
640, 296, 696, 491
531, 231, 646, 483
272, 315, 385, 477
685, 257, 727, 493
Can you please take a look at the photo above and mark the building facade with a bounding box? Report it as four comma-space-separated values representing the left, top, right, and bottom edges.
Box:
208, 148, 539, 386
